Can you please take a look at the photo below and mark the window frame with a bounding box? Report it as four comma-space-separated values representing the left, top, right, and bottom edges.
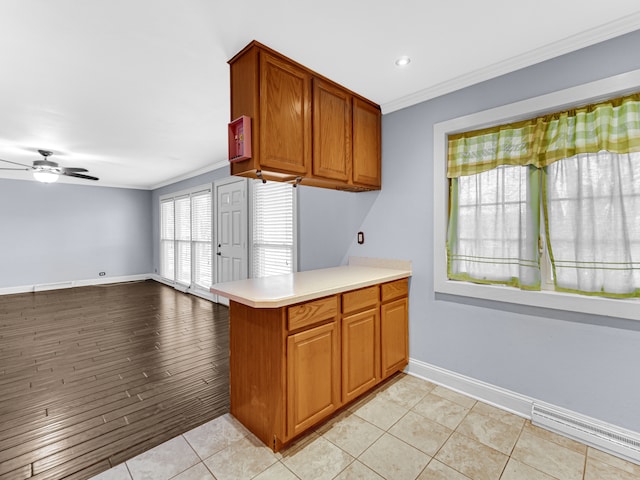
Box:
159, 183, 213, 294
248, 179, 298, 278
433, 69, 640, 322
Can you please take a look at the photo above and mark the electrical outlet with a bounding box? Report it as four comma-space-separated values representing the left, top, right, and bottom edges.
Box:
99, 272, 106, 276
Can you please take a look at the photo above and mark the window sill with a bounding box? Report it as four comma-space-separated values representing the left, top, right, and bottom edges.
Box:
434, 279, 640, 322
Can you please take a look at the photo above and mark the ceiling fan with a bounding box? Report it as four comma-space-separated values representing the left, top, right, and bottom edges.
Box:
0, 149, 99, 183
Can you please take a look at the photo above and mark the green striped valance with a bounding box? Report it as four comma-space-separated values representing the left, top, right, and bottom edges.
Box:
448, 93, 640, 178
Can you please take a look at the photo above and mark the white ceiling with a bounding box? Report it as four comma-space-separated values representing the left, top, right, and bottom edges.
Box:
1, 1, 639, 189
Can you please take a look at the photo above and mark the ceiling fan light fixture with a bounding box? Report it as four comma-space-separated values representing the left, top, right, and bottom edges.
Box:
33, 169, 59, 183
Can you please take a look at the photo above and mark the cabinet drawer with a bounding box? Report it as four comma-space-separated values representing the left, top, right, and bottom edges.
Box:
381, 278, 408, 303
342, 285, 379, 314
288, 296, 338, 331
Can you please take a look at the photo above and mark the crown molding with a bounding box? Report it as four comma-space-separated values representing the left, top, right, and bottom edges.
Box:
149, 160, 228, 190
382, 12, 640, 114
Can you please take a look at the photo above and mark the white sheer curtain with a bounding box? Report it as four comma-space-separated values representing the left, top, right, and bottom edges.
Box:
448, 165, 540, 288
545, 152, 640, 296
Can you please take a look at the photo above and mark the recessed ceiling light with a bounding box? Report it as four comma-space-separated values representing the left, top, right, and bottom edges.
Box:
395, 56, 411, 67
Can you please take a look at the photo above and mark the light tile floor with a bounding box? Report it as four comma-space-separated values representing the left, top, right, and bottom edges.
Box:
90, 374, 640, 480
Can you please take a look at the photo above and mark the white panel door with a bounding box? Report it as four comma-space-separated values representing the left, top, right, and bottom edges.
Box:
215, 178, 248, 305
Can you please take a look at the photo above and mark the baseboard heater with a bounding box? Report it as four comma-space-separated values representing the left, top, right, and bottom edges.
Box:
531, 403, 640, 465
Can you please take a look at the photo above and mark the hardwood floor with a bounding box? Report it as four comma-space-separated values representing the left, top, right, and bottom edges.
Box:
0, 280, 230, 480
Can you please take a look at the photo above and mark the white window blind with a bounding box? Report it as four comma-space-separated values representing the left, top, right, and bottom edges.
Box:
160, 199, 175, 281
175, 195, 191, 285
191, 190, 212, 289
159, 185, 212, 291
251, 180, 296, 278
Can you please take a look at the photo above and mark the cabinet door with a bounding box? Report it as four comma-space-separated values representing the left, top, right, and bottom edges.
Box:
312, 78, 351, 182
287, 321, 339, 438
342, 308, 379, 403
352, 98, 381, 188
380, 297, 408, 379
260, 51, 311, 175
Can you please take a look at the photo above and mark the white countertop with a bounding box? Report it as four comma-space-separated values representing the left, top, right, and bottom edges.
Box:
210, 257, 412, 308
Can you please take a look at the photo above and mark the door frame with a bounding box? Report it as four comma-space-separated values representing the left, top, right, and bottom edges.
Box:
213, 177, 249, 305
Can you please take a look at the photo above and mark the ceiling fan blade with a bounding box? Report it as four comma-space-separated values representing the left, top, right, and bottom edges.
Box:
63, 172, 99, 181
0, 157, 32, 168
0, 167, 30, 171
62, 167, 89, 173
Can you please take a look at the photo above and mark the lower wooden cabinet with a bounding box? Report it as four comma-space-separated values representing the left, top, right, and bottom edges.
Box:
381, 278, 409, 379
342, 307, 379, 403
229, 278, 408, 452
381, 297, 409, 379
287, 321, 340, 438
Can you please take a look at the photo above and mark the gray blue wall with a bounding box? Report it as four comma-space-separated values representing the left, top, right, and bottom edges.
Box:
0, 179, 152, 288
297, 186, 378, 271
2, 28, 639, 435
339, 29, 640, 432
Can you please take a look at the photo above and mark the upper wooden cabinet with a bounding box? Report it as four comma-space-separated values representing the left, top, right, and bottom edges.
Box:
313, 78, 351, 183
259, 52, 311, 176
353, 98, 382, 188
228, 41, 381, 191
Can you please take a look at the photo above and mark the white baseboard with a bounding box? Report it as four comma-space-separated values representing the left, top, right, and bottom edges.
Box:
0, 274, 152, 296
148, 274, 216, 302
76, 274, 151, 287
407, 358, 640, 465
1, 274, 219, 302
407, 358, 533, 418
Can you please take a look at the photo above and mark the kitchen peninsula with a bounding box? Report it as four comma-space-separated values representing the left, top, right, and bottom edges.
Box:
211, 257, 411, 451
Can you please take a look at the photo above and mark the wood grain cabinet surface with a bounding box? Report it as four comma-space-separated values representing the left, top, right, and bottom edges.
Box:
259, 51, 311, 175
342, 302, 380, 403
352, 98, 382, 188
287, 321, 340, 438
313, 78, 352, 182
229, 278, 408, 452
381, 279, 409, 378
228, 41, 381, 191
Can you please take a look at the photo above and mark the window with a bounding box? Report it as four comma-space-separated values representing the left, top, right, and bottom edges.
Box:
174, 195, 191, 285
191, 190, 212, 289
250, 180, 297, 278
448, 165, 540, 289
434, 69, 640, 321
447, 93, 640, 298
545, 152, 640, 296
160, 185, 212, 291
160, 199, 175, 281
